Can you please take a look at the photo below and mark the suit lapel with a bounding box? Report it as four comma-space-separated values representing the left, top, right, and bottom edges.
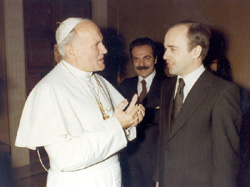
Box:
128, 77, 138, 101
168, 70, 213, 141
146, 76, 159, 98
161, 77, 177, 137
143, 74, 164, 105
132, 76, 138, 94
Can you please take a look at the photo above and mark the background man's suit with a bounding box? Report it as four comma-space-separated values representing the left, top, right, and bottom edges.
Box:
120, 73, 166, 187
154, 70, 241, 187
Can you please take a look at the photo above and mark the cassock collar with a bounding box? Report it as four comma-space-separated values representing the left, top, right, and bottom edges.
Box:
61, 60, 93, 80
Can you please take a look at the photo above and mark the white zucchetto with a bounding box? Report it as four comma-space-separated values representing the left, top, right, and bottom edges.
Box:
56, 17, 83, 44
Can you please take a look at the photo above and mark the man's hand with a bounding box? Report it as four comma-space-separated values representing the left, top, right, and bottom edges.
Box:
114, 94, 145, 129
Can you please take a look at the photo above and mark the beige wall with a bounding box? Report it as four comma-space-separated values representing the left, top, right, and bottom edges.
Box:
0, 0, 10, 145
4, 0, 30, 167
92, 0, 108, 29
108, 0, 250, 89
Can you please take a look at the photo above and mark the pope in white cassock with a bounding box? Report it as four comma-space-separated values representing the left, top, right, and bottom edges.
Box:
15, 18, 145, 187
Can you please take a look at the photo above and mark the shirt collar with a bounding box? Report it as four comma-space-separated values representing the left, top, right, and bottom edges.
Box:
177, 65, 205, 93
61, 60, 93, 79
138, 69, 156, 85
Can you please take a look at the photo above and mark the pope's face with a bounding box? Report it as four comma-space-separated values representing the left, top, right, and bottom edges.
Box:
71, 21, 107, 72
132, 45, 157, 78
163, 25, 195, 77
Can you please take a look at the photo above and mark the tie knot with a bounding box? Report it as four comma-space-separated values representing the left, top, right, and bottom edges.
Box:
141, 79, 146, 86
178, 78, 185, 89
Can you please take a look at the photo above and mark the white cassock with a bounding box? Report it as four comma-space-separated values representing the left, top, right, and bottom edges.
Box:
15, 60, 136, 187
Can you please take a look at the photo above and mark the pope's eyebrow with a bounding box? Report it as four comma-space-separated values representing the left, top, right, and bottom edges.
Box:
94, 40, 102, 46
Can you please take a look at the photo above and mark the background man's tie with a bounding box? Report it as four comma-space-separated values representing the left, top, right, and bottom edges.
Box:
139, 79, 147, 102
172, 78, 185, 125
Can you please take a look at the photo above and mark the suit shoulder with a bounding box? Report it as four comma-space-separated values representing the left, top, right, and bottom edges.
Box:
119, 76, 137, 96
211, 73, 238, 90
203, 73, 240, 103
123, 76, 138, 82
120, 76, 137, 86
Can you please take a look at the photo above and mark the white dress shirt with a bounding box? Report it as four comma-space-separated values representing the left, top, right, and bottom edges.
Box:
137, 69, 156, 95
175, 65, 205, 102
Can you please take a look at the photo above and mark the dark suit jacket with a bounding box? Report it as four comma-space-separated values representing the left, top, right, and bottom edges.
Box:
120, 73, 166, 156
238, 88, 250, 187
154, 70, 241, 187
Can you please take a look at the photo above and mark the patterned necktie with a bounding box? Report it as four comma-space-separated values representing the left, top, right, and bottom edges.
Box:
139, 79, 147, 102
172, 78, 185, 123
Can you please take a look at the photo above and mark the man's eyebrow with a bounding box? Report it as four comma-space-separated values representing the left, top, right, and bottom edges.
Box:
143, 55, 152, 58
166, 45, 177, 48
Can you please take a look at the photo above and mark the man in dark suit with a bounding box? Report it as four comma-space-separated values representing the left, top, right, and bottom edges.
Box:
120, 37, 166, 187
154, 21, 241, 187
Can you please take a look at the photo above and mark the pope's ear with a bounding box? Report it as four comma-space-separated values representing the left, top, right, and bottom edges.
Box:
65, 45, 76, 59
192, 45, 202, 59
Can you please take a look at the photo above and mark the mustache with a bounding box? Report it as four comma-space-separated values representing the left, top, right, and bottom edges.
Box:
136, 66, 149, 70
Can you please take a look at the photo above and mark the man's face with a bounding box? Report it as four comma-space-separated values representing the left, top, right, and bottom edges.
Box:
163, 25, 195, 77
53, 44, 62, 64
71, 21, 107, 72
132, 45, 157, 78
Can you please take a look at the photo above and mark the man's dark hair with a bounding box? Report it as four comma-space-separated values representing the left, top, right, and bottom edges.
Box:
168, 20, 211, 60
129, 37, 156, 58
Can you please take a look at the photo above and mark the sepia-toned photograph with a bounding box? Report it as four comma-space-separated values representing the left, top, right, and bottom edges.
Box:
0, 0, 250, 186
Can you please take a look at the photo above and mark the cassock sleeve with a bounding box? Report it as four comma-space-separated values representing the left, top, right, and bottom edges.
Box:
99, 75, 136, 141
15, 82, 70, 150
45, 116, 128, 171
